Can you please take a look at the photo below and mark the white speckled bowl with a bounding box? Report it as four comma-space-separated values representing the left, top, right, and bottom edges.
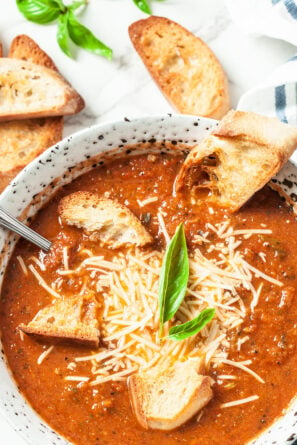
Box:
0, 115, 296, 445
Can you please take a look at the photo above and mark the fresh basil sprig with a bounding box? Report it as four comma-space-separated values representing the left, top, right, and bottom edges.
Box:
133, 0, 166, 15
158, 223, 215, 341
133, 0, 152, 14
159, 223, 189, 335
57, 11, 72, 57
168, 308, 216, 341
16, 0, 65, 24
67, 10, 112, 59
16, 0, 112, 59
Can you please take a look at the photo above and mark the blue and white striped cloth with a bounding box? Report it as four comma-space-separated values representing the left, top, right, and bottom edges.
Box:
225, 0, 297, 125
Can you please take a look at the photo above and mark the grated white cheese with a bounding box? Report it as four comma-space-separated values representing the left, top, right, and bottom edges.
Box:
62, 246, 69, 270
90, 367, 137, 386
29, 265, 60, 299
157, 212, 170, 245
217, 375, 237, 380
29, 256, 46, 271
220, 229, 272, 239
37, 345, 54, 365
65, 376, 90, 382
220, 395, 259, 408
67, 362, 77, 371
250, 283, 263, 313
137, 196, 158, 207
220, 359, 265, 384
16, 255, 28, 275
28, 220, 279, 396
237, 336, 250, 351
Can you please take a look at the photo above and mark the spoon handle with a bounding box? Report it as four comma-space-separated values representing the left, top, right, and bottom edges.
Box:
0, 207, 52, 251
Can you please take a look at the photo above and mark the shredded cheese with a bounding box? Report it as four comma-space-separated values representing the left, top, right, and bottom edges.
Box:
242, 261, 283, 287
250, 283, 263, 313
220, 229, 272, 238
137, 196, 158, 207
37, 345, 54, 365
62, 246, 69, 270
157, 212, 170, 244
26, 220, 279, 401
220, 359, 265, 383
16, 255, 28, 275
29, 256, 46, 271
237, 336, 250, 351
64, 376, 90, 382
220, 395, 259, 408
29, 265, 60, 299
217, 375, 237, 380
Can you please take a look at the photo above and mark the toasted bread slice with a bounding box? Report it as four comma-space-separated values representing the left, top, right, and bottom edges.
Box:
0, 57, 84, 121
58, 192, 153, 248
128, 359, 213, 430
9, 34, 58, 71
0, 117, 63, 191
175, 110, 297, 212
0, 35, 64, 192
19, 295, 100, 347
129, 16, 230, 119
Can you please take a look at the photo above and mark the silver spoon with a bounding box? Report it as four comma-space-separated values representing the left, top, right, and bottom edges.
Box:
0, 207, 52, 251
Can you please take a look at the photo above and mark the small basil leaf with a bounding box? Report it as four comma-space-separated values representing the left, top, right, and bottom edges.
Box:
16, 0, 64, 24
67, 11, 112, 60
168, 308, 216, 341
57, 12, 73, 58
159, 223, 189, 331
68, 0, 87, 12
133, 0, 152, 14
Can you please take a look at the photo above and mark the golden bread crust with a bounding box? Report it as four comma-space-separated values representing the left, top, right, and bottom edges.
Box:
9, 34, 58, 71
128, 360, 213, 430
129, 16, 230, 119
175, 110, 297, 211
0, 35, 64, 192
19, 295, 100, 347
58, 191, 153, 248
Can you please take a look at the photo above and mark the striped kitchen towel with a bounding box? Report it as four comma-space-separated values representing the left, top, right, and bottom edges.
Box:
225, 0, 297, 125
225, 0, 297, 46
237, 55, 297, 125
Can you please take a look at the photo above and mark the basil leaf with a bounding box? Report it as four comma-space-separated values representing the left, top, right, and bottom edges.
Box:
67, 11, 112, 60
68, 0, 87, 12
16, 0, 65, 24
168, 308, 216, 341
57, 12, 73, 58
133, 0, 152, 14
159, 223, 189, 332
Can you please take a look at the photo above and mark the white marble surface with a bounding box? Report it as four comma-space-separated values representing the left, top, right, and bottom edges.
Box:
0, 0, 296, 443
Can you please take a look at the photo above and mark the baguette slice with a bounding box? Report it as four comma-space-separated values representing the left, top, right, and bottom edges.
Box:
0, 57, 84, 121
58, 192, 153, 249
19, 295, 100, 347
9, 34, 59, 71
0, 35, 64, 192
128, 359, 213, 430
129, 16, 230, 119
175, 110, 297, 212
0, 117, 63, 191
